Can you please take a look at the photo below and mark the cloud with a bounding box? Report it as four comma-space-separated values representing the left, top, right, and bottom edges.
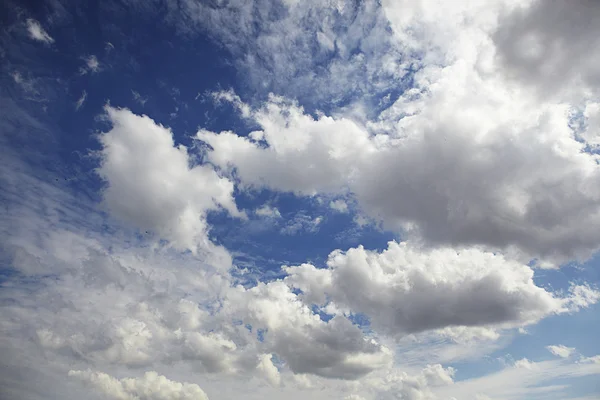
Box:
97, 106, 244, 257
514, 358, 538, 370
187, 1, 600, 265
330, 199, 349, 213
0, 161, 389, 385
579, 355, 600, 365
199, 81, 600, 264
280, 213, 323, 235
223, 280, 392, 379
79, 55, 100, 74
4, 2, 600, 400
176, 1, 409, 108
493, 0, 600, 99
26, 19, 54, 44
132, 90, 148, 106
255, 205, 281, 219
69, 370, 209, 400
564, 283, 600, 312
284, 241, 598, 336
581, 102, 600, 146
197, 94, 370, 195
547, 345, 575, 359
256, 354, 281, 386
362, 363, 455, 400
438, 354, 600, 400
75, 90, 87, 110
11, 71, 46, 102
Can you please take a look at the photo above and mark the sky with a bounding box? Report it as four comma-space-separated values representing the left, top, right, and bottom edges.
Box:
1, 0, 600, 399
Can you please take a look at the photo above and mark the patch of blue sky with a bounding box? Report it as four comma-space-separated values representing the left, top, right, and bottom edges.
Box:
311, 304, 335, 323
346, 313, 372, 333
209, 190, 396, 284
257, 328, 267, 343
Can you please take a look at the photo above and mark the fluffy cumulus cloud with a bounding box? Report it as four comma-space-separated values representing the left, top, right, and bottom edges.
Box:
365, 364, 455, 400
190, 0, 600, 265
68, 370, 209, 400
199, 59, 600, 264
3, 0, 600, 400
223, 280, 392, 379
98, 106, 244, 256
284, 242, 594, 336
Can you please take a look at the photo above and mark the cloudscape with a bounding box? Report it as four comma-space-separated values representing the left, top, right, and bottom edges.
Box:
1, 1, 600, 399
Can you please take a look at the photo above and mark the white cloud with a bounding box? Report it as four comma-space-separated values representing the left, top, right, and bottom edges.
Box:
438, 355, 600, 400
280, 214, 323, 235
26, 19, 54, 44
514, 358, 538, 370
132, 90, 148, 106
199, 76, 600, 264
284, 241, 598, 336
80, 55, 100, 74
223, 280, 392, 379
257, 354, 281, 386
547, 345, 575, 359
75, 90, 87, 110
11, 71, 47, 102
69, 370, 209, 400
97, 106, 244, 257
5, 2, 600, 400
565, 284, 600, 312
329, 199, 349, 213
362, 363, 455, 400
176, 1, 408, 107
581, 102, 600, 146
579, 355, 600, 365
0, 163, 390, 385
255, 205, 281, 219
185, 0, 600, 266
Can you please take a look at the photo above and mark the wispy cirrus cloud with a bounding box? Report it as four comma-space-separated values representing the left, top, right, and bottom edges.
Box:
75, 90, 87, 110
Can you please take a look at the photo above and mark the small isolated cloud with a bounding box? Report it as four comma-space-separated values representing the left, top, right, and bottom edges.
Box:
105, 42, 115, 53
547, 344, 575, 358
281, 214, 322, 235
255, 205, 281, 219
97, 106, 243, 256
26, 19, 54, 44
75, 90, 87, 110
80, 55, 100, 74
329, 199, 348, 213
132, 90, 148, 106
514, 358, 537, 370
11, 71, 39, 96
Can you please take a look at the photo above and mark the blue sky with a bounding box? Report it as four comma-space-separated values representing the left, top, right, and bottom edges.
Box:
1, 1, 600, 400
